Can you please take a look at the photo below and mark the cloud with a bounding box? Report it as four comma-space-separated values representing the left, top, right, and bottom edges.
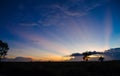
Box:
70, 51, 103, 57
87, 51, 103, 55
104, 48, 120, 60
68, 48, 120, 61
85, 3, 101, 11
17, 0, 109, 28
2, 57, 33, 62
52, 0, 105, 16
38, 0, 108, 27
52, 4, 86, 16
14, 57, 32, 62
20, 22, 39, 27
68, 50, 113, 61
70, 53, 83, 56
68, 53, 83, 61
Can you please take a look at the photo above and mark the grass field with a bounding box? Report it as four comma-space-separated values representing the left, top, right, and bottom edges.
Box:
1, 61, 120, 76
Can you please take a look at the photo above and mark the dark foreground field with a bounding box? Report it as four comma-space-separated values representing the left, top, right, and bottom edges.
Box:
1, 61, 120, 76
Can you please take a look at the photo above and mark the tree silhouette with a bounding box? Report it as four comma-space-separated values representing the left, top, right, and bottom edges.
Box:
82, 51, 92, 61
0, 40, 9, 62
98, 56, 104, 62
82, 51, 103, 61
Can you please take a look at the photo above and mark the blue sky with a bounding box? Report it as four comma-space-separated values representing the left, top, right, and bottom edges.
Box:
0, 0, 120, 61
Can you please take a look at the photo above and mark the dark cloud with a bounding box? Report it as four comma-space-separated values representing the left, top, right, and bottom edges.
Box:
2, 57, 32, 62
70, 53, 83, 56
69, 51, 103, 57
68, 48, 120, 61
87, 51, 103, 55
104, 48, 120, 60
68, 50, 115, 61
67, 53, 83, 61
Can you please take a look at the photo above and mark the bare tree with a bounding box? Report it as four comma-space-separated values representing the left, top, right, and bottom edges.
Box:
0, 40, 9, 62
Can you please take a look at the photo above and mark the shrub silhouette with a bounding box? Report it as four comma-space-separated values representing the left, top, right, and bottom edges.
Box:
98, 56, 104, 62
0, 40, 9, 62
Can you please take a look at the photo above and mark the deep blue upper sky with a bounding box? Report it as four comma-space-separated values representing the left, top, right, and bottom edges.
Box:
0, 0, 120, 61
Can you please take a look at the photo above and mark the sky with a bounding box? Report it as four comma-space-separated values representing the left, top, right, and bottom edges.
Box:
0, 0, 120, 61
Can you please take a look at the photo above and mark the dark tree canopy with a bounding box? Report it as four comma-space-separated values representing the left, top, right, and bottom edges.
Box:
82, 51, 103, 61
82, 51, 92, 61
98, 56, 104, 62
0, 40, 9, 61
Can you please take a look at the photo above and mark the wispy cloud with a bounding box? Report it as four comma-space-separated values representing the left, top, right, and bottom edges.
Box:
52, 4, 86, 16
20, 22, 39, 27
38, 0, 108, 27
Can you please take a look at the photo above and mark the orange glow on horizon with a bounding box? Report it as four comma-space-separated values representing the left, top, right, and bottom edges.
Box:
21, 55, 71, 62
88, 54, 104, 58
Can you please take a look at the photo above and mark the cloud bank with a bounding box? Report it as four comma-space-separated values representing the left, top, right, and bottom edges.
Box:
2, 57, 32, 62
104, 48, 120, 60
68, 48, 120, 61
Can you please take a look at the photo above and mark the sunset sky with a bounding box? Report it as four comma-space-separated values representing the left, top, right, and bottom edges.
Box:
0, 0, 120, 61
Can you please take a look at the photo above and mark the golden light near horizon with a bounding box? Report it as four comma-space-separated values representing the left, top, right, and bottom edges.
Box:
27, 54, 71, 61
88, 54, 104, 58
